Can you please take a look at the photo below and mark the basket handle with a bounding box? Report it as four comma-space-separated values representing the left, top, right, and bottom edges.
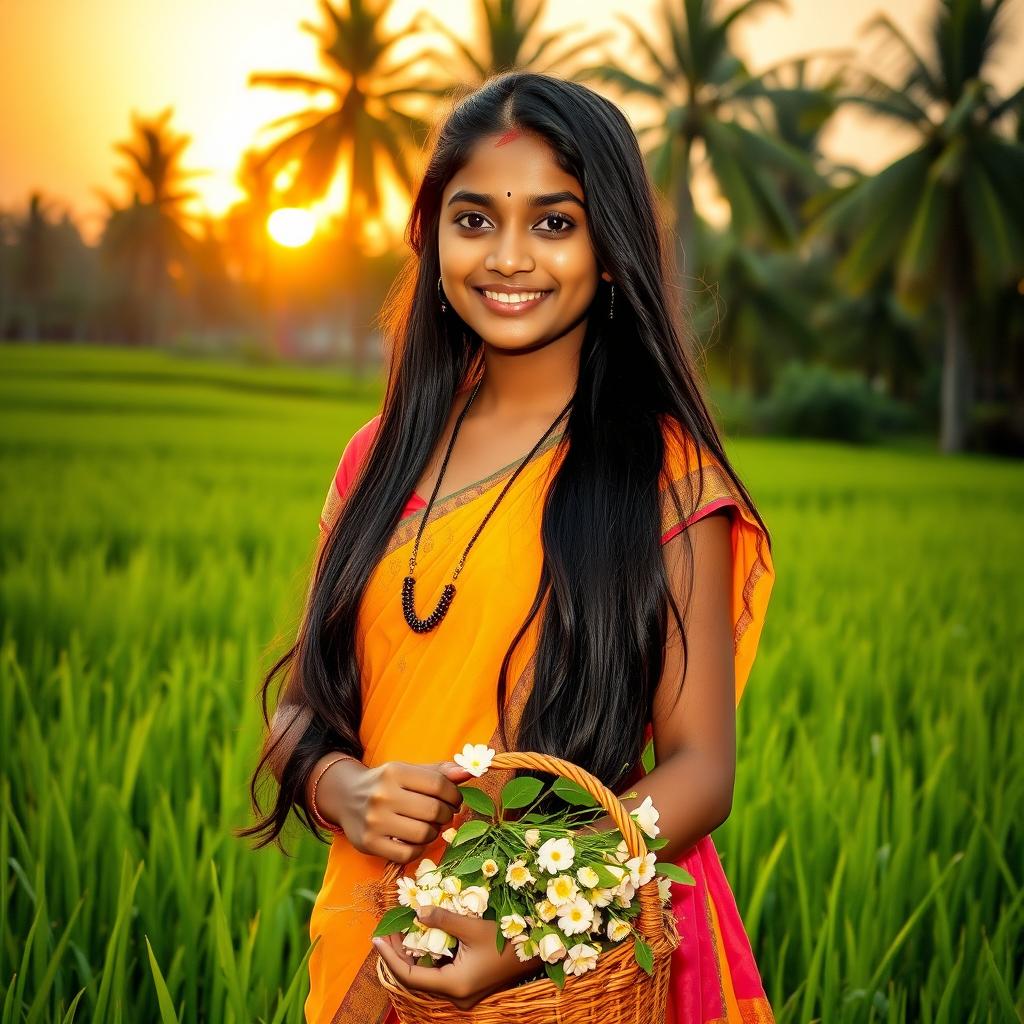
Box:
381, 751, 666, 942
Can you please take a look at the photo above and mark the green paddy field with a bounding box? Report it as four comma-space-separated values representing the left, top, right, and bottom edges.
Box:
1, 343, 1021, 1022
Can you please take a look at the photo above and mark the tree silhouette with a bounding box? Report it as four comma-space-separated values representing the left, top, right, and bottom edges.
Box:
97, 108, 201, 344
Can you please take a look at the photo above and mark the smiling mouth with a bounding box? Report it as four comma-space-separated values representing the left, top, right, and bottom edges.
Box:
474, 288, 552, 314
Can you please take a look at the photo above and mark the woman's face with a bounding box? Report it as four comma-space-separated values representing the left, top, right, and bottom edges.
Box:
438, 129, 611, 351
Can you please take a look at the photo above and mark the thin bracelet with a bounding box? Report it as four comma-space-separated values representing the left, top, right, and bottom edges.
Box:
310, 754, 358, 834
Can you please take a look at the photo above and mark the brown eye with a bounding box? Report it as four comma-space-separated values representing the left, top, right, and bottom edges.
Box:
540, 214, 574, 234
455, 212, 489, 230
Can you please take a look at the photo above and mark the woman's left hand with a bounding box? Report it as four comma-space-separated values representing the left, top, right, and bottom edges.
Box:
373, 905, 542, 1011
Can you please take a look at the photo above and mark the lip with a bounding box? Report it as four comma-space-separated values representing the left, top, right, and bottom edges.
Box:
474, 287, 552, 316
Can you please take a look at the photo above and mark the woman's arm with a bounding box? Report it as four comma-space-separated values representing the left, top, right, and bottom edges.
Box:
582, 508, 737, 862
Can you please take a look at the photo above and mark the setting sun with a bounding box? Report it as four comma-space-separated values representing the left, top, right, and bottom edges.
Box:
267, 207, 315, 248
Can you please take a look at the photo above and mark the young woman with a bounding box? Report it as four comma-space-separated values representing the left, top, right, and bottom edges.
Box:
241, 71, 776, 1024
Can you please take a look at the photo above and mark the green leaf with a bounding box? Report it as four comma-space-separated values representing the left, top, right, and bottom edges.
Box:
591, 863, 624, 888
545, 959, 566, 989
641, 737, 656, 773
551, 777, 598, 807
500, 776, 545, 810
520, 812, 556, 823
655, 863, 696, 885
144, 936, 181, 1024
372, 905, 416, 938
458, 785, 496, 817
634, 936, 654, 976
645, 836, 669, 851
452, 855, 486, 877
495, 930, 507, 954
452, 819, 490, 847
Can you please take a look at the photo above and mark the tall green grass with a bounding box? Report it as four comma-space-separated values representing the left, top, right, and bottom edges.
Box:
1, 343, 1021, 1022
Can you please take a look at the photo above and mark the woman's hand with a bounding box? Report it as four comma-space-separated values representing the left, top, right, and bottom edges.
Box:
318, 759, 474, 863
373, 906, 543, 1011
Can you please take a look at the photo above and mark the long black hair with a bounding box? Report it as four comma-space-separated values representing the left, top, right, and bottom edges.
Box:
239, 70, 771, 850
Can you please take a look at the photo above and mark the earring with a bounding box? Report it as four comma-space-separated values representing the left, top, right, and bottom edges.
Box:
437, 275, 447, 313
608, 282, 615, 320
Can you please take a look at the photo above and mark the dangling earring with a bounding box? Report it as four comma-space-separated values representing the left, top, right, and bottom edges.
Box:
437, 275, 447, 314
608, 282, 615, 320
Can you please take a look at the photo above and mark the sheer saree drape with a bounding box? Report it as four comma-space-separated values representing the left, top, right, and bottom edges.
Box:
303, 413, 775, 1024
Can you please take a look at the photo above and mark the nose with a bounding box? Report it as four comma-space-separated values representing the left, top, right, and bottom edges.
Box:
484, 227, 535, 276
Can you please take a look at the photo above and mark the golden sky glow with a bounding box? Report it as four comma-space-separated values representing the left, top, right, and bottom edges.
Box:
2, 0, 1021, 244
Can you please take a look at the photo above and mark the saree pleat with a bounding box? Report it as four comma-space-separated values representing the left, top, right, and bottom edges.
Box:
303, 412, 775, 1024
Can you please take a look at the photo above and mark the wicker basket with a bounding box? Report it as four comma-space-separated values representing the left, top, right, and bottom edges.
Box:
375, 750, 680, 1023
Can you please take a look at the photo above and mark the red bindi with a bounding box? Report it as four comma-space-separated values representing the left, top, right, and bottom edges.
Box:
494, 129, 522, 147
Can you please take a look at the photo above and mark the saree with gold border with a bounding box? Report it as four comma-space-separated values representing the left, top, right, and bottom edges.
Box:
304, 408, 775, 1024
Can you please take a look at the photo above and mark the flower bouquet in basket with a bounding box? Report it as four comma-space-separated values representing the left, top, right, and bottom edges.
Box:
373, 742, 695, 994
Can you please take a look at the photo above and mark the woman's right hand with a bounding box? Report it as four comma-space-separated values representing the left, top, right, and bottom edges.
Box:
318, 758, 474, 863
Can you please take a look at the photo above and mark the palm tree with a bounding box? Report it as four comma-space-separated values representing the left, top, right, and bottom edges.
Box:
249, 0, 434, 369
97, 108, 201, 344
412, 0, 610, 98
579, 0, 823, 277
805, 0, 1024, 452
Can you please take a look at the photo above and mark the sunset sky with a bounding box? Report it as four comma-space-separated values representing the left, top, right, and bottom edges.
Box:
2, 0, 1022, 244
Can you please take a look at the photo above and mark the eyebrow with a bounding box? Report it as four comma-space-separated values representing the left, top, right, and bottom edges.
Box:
446, 189, 586, 211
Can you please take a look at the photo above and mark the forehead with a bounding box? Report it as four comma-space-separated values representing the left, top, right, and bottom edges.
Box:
443, 131, 582, 200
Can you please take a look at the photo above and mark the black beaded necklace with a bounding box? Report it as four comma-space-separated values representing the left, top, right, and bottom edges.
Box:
402, 377, 573, 633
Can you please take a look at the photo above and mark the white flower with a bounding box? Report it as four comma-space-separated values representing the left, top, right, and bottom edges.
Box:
657, 876, 673, 904
537, 837, 575, 874
420, 926, 457, 960
564, 942, 599, 976
414, 858, 438, 880
481, 858, 500, 878
614, 878, 636, 906
418, 869, 443, 889
506, 858, 536, 890
614, 840, 630, 864
513, 936, 540, 962
557, 895, 595, 936
534, 898, 558, 922
453, 742, 495, 777
395, 876, 418, 908
589, 907, 604, 932
576, 865, 600, 889
631, 795, 662, 839
537, 932, 567, 963
500, 913, 528, 938
606, 917, 632, 942
589, 886, 615, 908
441, 827, 457, 843
439, 875, 463, 896
401, 928, 426, 956
457, 885, 490, 916
546, 873, 579, 907
624, 852, 657, 888
524, 828, 541, 847
414, 886, 444, 908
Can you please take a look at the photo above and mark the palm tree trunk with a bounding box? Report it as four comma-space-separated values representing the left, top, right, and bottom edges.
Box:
940, 254, 970, 453
673, 136, 695, 281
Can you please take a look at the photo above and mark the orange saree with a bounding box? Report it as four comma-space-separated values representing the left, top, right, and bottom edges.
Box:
305, 408, 775, 1024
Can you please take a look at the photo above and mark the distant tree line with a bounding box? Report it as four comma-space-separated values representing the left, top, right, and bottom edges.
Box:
1, 0, 1021, 453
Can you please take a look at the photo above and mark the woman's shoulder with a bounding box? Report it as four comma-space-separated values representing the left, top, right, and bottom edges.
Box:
656, 415, 746, 537
318, 414, 382, 536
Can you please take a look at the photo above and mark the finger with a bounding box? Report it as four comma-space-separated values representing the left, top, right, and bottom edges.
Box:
416, 905, 488, 942
373, 935, 457, 996
386, 930, 419, 967
394, 789, 456, 829
403, 764, 466, 809
370, 834, 427, 864
383, 811, 442, 848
